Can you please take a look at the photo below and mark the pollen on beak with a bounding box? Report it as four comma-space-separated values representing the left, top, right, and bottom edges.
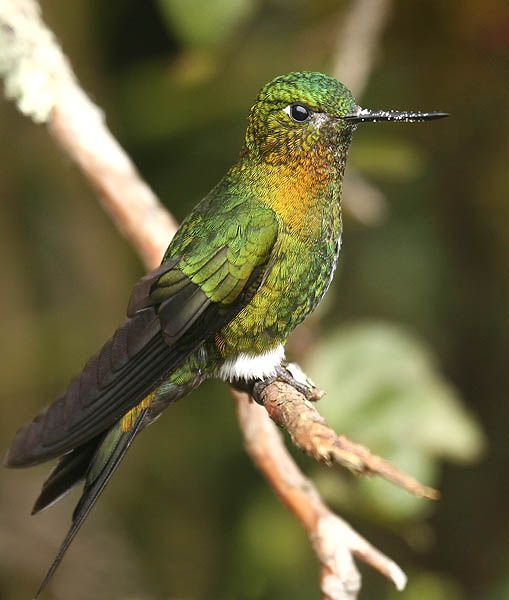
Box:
343, 105, 449, 123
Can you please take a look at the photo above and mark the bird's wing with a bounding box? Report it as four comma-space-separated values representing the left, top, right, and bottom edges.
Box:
5, 204, 278, 467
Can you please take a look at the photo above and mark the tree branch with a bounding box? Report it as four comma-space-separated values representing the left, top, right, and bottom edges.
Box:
0, 1, 435, 597
236, 393, 407, 599
0, 0, 176, 268
251, 370, 438, 500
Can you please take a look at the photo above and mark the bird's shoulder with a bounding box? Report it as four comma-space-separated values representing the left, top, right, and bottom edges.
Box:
164, 184, 279, 263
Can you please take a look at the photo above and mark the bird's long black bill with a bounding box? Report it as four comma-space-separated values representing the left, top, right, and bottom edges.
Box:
344, 108, 449, 124
34, 408, 148, 599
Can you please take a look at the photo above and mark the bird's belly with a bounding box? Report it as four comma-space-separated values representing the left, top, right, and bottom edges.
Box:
217, 238, 338, 357
218, 344, 285, 381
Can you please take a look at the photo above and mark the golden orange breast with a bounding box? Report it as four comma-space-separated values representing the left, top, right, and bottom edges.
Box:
262, 152, 332, 239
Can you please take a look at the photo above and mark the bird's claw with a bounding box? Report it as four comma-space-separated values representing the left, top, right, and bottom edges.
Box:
231, 361, 324, 405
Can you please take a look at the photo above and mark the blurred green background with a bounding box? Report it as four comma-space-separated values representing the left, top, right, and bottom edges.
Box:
0, 1, 507, 598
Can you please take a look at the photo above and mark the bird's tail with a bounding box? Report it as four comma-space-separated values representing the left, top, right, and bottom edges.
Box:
31, 435, 104, 515
34, 406, 148, 599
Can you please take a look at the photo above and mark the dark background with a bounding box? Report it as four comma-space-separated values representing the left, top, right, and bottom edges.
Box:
0, 1, 508, 599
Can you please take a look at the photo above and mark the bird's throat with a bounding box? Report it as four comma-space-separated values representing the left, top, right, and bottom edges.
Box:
269, 166, 333, 238
249, 143, 346, 240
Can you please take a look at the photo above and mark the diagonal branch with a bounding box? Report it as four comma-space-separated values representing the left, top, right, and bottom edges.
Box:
0, 1, 436, 597
236, 393, 407, 599
253, 374, 438, 500
0, 0, 176, 269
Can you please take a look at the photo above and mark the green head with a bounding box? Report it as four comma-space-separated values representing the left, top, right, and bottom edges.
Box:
245, 71, 447, 165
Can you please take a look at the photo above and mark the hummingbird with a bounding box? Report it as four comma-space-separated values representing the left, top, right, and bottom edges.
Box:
4, 71, 447, 596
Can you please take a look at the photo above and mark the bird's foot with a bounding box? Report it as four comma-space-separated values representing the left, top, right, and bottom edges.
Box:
231, 361, 325, 405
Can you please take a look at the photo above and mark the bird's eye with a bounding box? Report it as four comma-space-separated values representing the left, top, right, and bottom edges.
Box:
284, 103, 311, 123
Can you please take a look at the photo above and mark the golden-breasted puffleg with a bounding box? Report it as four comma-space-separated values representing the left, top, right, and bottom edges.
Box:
4, 71, 447, 596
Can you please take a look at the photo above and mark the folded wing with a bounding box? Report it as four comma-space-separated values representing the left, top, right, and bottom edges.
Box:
4, 204, 278, 467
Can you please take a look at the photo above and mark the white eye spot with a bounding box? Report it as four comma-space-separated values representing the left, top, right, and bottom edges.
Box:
314, 113, 327, 129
